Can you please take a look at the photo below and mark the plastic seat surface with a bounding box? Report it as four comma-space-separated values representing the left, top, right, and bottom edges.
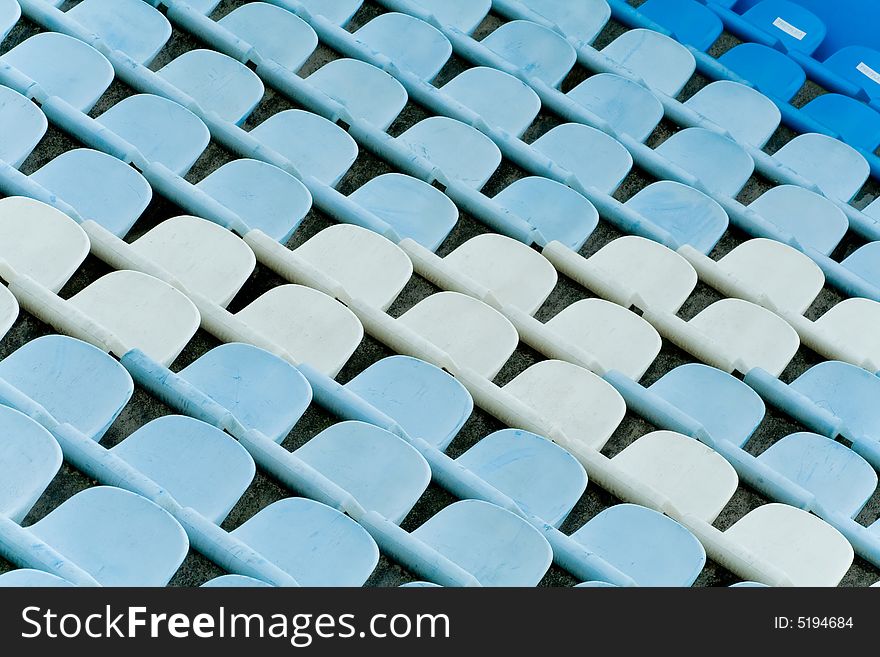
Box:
411, 499, 553, 586
294, 0, 361, 26
0, 335, 134, 441
601, 29, 696, 97
307, 58, 408, 131
67, 0, 172, 65
1, 32, 114, 112
343, 356, 474, 450
566, 73, 664, 144
639, 0, 723, 51
411, 0, 490, 34
517, 0, 611, 45
0, 0, 20, 40
348, 173, 458, 251
684, 81, 782, 147
231, 497, 379, 586
250, 109, 359, 187
295, 421, 431, 524
441, 67, 541, 137
772, 133, 870, 202
30, 148, 153, 238
96, 94, 211, 176
0, 287, 17, 342
157, 50, 265, 125
813, 299, 880, 367
748, 185, 848, 256
201, 574, 272, 588
718, 43, 806, 101
0, 86, 48, 168
29, 486, 189, 587
569, 503, 706, 587
218, 3, 318, 73
456, 429, 587, 527
396, 116, 502, 190
353, 13, 452, 82
655, 128, 755, 196
743, 0, 826, 54
649, 364, 766, 448
842, 242, 880, 291
802, 93, 880, 152
0, 570, 74, 587
481, 20, 577, 88
823, 46, 880, 102
503, 360, 626, 451
196, 158, 312, 243
0, 406, 62, 523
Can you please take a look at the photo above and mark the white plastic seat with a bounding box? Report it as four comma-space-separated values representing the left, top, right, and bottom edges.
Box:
813, 299, 880, 367
441, 67, 541, 137
218, 3, 318, 73
772, 134, 870, 202
353, 12, 452, 82
600, 29, 696, 97
481, 20, 577, 88
684, 80, 782, 148
566, 73, 664, 144
0, 86, 48, 168
412, 0, 490, 33
0, 286, 18, 341
655, 128, 755, 197
749, 185, 848, 256
518, 0, 611, 45
503, 360, 626, 451
67, 0, 172, 65
398, 292, 519, 379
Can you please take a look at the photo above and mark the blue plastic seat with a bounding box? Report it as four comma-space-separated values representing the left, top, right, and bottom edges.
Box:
0, 570, 74, 587
648, 364, 766, 448
531, 122, 634, 194
566, 73, 665, 143
344, 355, 473, 450
66, 0, 172, 65
569, 504, 706, 587
0, 86, 48, 168
218, 3, 318, 73
624, 181, 729, 254
801, 93, 880, 153
601, 28, 696, 97
0, 335, 134, 442
396, 117, 502, 190
655, 128, 755, 196
295, 421, 432, 524
684, 80, 782, 147
742, 0, 826, 54
353, 13, 452, 82
411, 499, 553, 586
748, 185, 848, 255
574, 581, 618, 587
231, 497, 380, 586
481, 20, 577, 88
157, 49, 265, 125
295, 0, 362, 26
196, 158, 313, 242
493, 176, 600, 250
772, 133, 870, 202
201, 575, 273, 587
307, 58, 408, 131
0, 0, 20, 40
456, 429, 587, 527
1, 32, 114, 112
441, 67, 541, 137
400, 581, 442, 588
639, 0, 724, 51
718, 42, 807, 101
96, 94, 211, 176
251, 109, 359, 187
842, 242, 880, 290
823, 46, 880, 103
348, 173, 459, 251
411, 0, 490, 33
29, 148, 153, 237
518, 0, 611, 46
758, 432, 877, 519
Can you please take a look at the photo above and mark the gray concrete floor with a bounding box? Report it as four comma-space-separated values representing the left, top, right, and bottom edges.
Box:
1, 0, 878, 587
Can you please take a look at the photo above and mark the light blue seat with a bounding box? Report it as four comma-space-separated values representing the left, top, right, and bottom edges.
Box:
566, 73, 664, 143
112, 415, 256, 525
344, 355, 473, 450
456, 429, 588, 527
574, 581, 618, 588
624, 181, 729, 254
0, 335, 134, 442
201, 575, 273, 587
0, 405, 62, 523
353, 13, 452, 82
518, 0, 611, 46
481, 20, 577, 88
177, 343, 313, 444
493, 176, 600, 250
157, 49, 265, 125
0, 86, 47, 168
648, 364, 766, 448
412, 0, 490, 33
718, 42, 807, 101
823, 46, 880, 103
400, 581, 442, 587
169, 0, 222, 15
772, 133, 870, 202
295, 0, 362, 26
0, 0, 20, 40
250, 109, 359, 187
441, 67, 541, 137
568, 504, 706, 586
411, 499, 553, 586
801, 93, 880, 153
66, 0, 171, 65
600, 28, 696, 97
0, 570, 74, 587
27, 486, 189, 587
758, 432, 877, 519
1, 32, 114, 112
639, 0, 724, 51
396, 116, 502, 190
684, 80, 782, 147
531, 122, 634, 194
96, 94, 211, 176
742, 0, 826, 54
295, 421, 432, 524
347, 173, 458, 251
842, 242, 880, 290
748, 185, 848, 255
218, 2, 318, 73
231, 497, 380, 586
307, 58, 408, 131
196, 159, 313, 242
655, 128, 755, 196
29, 148, 153, 237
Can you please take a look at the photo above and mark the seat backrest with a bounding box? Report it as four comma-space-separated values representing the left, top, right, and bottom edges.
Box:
0, 570, 74, 587
353, 12, 452, 82
813, 298, 880, 367
0, 0, 20, 41
748, 185, 848, 256
823, 45, 880, 101
742, 0, 826, 54
412, 0, 491, 34
772, 133, 869, 202
0, 286, 18, 342
67, 0, 172, 65
684, 80, 782, 148
0, 86, 47, 168
654, 128, 755, 197
517, 0, 611, 46
638, 0, 724, 51
481, 20, 577, 88
717, 42, 806, 101
218, 2, 318, 73
801, 93, 880, 152
601, 28, 696, 97
441, 67, 541, 137
842, 241, 880, 291
566, 73, 664, 144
